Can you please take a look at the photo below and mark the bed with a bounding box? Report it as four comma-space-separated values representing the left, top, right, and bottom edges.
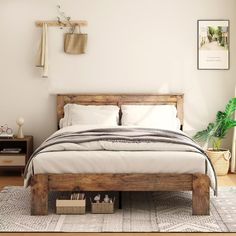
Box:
26, 94, 216, 216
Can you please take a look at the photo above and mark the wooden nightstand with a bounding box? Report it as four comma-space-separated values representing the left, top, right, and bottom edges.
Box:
0, 136, 33, 172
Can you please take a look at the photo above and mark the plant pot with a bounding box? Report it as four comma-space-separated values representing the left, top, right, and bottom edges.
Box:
205, 149, 231, 176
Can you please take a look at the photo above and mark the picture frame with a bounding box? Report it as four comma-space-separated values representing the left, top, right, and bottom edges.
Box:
197, 20, 230, 70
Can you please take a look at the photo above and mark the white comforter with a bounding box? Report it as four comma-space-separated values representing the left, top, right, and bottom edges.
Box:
24, 125, 217, 191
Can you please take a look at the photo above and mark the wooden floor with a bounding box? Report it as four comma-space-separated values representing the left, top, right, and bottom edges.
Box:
0, 172, 24, 190
217, 173, 236, 186
0, 170, 236, 236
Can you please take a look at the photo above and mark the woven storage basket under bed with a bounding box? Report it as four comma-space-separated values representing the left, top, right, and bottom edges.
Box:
91, 198, 115, 214
56, 199, 86, 214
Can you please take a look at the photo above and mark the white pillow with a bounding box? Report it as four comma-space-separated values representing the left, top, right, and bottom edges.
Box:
121, 105, 180, 130
60, 104, 120, 128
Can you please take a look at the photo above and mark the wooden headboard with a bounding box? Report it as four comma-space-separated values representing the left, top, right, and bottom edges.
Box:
57, 94, 184, 129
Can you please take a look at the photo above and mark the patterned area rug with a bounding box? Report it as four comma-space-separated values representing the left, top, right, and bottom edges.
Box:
0, 186, 235, 232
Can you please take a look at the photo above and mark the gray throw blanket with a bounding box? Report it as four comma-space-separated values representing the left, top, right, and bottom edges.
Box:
24, 127, 217, 194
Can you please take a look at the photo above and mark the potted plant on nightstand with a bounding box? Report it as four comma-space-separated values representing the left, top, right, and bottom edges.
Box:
194, 98, 236, 176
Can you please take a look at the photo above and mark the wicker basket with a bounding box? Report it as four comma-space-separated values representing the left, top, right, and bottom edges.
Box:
91, 198, 115, 214
206, 149, 231, 176
56, 199, 86, 214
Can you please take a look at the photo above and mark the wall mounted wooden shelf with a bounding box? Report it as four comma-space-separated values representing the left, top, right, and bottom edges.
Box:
35, 20, 88, 27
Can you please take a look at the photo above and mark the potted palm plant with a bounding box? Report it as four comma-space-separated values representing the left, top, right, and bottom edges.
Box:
194, 98, 236, 175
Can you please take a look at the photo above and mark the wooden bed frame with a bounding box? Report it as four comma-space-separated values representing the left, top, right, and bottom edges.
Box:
31, 94, 210, 216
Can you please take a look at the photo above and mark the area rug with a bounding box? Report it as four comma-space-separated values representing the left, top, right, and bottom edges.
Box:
0, 186, 235, 232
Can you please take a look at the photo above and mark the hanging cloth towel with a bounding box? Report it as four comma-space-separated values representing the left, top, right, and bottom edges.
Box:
36, 23, 48, 78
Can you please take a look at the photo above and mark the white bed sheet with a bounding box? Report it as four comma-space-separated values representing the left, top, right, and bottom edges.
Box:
32, 150, 206, 175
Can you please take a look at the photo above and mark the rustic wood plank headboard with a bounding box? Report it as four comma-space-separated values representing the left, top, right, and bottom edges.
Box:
57, 94, 184, 128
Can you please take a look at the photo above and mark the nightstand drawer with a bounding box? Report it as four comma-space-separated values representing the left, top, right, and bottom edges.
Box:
0, 155, 25, 166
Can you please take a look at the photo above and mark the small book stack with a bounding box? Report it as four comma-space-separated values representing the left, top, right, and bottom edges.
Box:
0, 148, 22, 154
70, 193, 85, 200
0, 133, 14, 138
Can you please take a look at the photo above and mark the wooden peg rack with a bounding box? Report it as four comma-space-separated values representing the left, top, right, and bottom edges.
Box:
35, 20, 88, 27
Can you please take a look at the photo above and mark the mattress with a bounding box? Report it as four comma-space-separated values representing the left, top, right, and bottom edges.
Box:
32, 150, 206, 175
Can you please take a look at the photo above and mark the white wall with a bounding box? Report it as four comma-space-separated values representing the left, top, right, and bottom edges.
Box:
0, 0, 236, 148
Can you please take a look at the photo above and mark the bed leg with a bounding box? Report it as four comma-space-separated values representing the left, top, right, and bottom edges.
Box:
119, 191, 122, 209
31, 174, 49, 215
192, 174, 210, 215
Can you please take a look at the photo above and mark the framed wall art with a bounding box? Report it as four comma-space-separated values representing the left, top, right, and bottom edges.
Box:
197, 20, 229, 70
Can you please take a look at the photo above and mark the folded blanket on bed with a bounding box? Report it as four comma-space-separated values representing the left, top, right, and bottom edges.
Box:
24, 127, 217, 194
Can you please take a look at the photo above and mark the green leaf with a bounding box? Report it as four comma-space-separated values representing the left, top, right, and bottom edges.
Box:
193, 123, 215, 142
216, 111, 226, 122
225, 98, 236, 117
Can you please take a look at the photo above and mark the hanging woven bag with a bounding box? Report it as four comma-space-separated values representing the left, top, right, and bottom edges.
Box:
64, 24, 87, 54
